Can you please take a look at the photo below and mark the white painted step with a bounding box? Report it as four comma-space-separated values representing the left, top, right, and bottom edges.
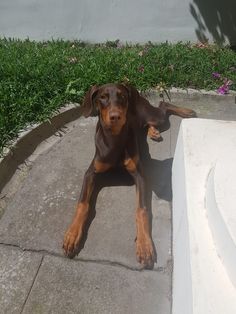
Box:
206, 155, 236, 289
172, 118, 236, 314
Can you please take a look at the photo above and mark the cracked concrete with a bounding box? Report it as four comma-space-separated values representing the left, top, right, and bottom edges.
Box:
0, 246, 43, 314
0, 91, 236, 314
22, 255, 170, 314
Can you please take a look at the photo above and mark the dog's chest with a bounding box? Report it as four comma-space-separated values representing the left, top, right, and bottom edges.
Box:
95, 125, 135, 165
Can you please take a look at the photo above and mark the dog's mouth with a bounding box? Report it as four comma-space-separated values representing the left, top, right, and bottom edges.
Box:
103, 115, 126, 135
108, 121, 125, 135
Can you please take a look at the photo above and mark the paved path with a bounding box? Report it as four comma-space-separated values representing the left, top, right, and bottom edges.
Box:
0, 92, 235, 314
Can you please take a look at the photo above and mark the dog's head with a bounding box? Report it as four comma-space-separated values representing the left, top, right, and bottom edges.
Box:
82, 83, 139, 135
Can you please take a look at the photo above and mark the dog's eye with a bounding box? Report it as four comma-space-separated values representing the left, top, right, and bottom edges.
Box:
100, 94, 107, 100
119, 94, 126, 101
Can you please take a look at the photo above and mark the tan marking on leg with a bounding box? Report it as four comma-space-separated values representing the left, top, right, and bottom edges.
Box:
124, 155, 139, 172
136, 207, 151, 238
69, 202, 90, 237
135, 207, 155, 268
94, 160, 111, 173
63, 201, 90, 257
136, 190, 140, 208
148, 126, 162, 139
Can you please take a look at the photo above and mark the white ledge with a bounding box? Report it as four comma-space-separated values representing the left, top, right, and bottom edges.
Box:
206, 156, 236, 289
172, 118, 236, 314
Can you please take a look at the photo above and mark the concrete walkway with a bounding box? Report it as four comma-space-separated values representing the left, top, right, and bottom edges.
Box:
0, 91, 235, 314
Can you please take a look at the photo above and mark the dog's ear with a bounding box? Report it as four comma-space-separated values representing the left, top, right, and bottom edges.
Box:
82, 85, 99, 117
122, 84, 140, 113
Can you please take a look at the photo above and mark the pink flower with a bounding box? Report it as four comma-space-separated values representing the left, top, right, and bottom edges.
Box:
212, 72, 221, 78
217, 84, 229, 95
214, 75, 233, 95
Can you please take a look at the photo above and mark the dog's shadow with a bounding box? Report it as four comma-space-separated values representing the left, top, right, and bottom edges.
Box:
75, 128, 173, 266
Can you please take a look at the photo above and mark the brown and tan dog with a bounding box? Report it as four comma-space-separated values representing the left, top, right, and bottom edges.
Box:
63, 83, 196, 269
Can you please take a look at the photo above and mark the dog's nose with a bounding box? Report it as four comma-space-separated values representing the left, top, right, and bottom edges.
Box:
109, 112, 121, 122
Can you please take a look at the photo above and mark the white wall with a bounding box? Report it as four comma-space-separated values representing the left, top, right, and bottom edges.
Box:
0, 0, 235, 44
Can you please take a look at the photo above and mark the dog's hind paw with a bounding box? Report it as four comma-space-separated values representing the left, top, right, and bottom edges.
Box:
180, 108, 197, 118
148, 126, 163, 142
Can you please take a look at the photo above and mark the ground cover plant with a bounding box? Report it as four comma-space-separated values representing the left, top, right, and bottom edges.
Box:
0, 38, 235, 154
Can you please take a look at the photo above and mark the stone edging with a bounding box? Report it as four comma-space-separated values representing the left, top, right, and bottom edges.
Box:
144, 88, 236, 102
169, 87, 236, 97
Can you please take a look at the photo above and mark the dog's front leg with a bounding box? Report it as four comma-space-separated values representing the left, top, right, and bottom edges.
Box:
63, 161, 96, 258
124, 156, 156, 269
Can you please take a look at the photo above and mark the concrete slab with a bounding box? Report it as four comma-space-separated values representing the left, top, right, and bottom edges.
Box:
22, 255, 171, 314
0, 115, 172, 271
0, 246, 42, 313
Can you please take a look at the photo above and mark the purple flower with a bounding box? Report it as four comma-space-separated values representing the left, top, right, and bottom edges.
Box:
212, 72, 221, 79
217, 84, 229, 95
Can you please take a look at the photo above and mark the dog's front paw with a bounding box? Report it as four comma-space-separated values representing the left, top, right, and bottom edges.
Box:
63, 224, 82, 258
136, 236, 156, 269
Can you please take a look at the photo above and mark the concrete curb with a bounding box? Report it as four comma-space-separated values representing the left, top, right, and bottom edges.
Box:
169, 87, 236, 97
144, 88, 236, 102
0, 103, 82, 192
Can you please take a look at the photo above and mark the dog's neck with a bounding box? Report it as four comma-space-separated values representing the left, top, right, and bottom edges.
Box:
95, 117, 129, 162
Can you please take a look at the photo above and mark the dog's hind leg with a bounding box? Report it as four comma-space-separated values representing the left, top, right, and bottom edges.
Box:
147, 125, 163, 142
158, 101, 197, 118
